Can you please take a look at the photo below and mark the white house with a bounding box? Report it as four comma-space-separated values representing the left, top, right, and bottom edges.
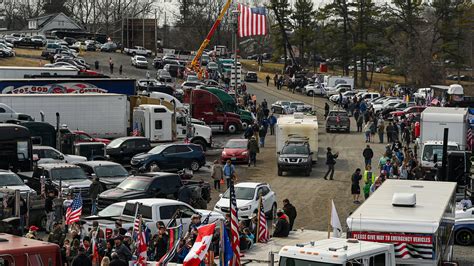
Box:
25, 12, 82, 35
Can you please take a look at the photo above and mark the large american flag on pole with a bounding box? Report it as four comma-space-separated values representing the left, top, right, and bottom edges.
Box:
65, 194, 82, 225
257, 196, 269, 243
238, 4, 267, 38
229, 180, 240, 266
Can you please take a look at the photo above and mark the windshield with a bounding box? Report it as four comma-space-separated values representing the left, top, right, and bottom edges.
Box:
98, 204, 124, 217
329, 111, 347, 116
422, 145, 458, 162
282, 145, 309, 154
51, 168, 88, 180
107, 138, 124, 148
148, 145, 166, 154
0, 173, 24, 186
136, 56, 146, 61
279, 257, 342, 266
225, 140, 247, 149
290, 103, 304, 107
94, 165, 129, 178
117, 177, 151, 191
223, 187, 255, 200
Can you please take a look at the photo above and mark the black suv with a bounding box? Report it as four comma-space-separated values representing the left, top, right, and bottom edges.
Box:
106, 137, 151, 164
277, 140, 313, 176
75, 161, 130, 190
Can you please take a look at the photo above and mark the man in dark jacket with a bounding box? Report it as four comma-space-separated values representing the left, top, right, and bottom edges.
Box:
89, 177, 103, 215
114, 235, 132, 261
323, 147, 338, 180
273, 211, 290, 237
282, 199, 297, 231
110, 252, 128, 266
247, 136, 259, 167
362, 145, 374, 168
71, 247, 92, 266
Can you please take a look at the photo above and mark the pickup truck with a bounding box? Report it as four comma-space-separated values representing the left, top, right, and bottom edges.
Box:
97, 172, 211, 210
82, 198, 224, 235
123, 46, 152, 57
326, 109, 350, 133
0, 103, 34, 123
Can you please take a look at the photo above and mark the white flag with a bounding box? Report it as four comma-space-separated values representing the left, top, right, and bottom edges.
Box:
331, 200, 342, 238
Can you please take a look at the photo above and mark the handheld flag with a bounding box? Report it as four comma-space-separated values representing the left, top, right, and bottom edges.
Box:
229, 180, 240, 266
183, 223, 216, 266
257, 196, 269, 243
158, 224, 183, 266
135, 218, 147, 266
65, 194, 82, 225
222, 224, 233, 266
330, 200, 342, 238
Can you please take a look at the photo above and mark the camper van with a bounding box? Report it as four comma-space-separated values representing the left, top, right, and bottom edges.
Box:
276, 113, 318, 162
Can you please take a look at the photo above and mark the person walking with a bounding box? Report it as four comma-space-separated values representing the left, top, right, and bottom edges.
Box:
119, 65, 123, 75
324, 103, 330, 118
211, 160, 223, 191
362, 165, 373, 200
247, 136, 259, 167
45, 190, 55, 233
89, 177, 103, 215
386, 122, 393, 143
223, 160, 235, 188
363, 120, 373, 142
356, 114, 364, 132
258, 125, 267, 147
273, 74, 278, 87
265, 74, 270, 86
109, 57, 114, 74
323, 147, 338, 180
282, 199, 297, 231
269, 113, 277, 135
378, 121, 385, 143
351, 168, 362, 204
362, 145, 374, 168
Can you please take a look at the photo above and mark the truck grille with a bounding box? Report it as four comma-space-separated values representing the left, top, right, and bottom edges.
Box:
71, 187, 90, 199
284, 158, 303, 163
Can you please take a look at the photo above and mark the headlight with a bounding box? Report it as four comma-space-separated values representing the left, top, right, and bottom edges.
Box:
242, 151, 248, 155
301, 158, 308, 163
239, 205, 251, 211
278, 157, 285, 162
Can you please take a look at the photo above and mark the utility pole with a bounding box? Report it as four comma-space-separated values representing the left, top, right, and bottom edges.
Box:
154, 9, 158, 56
121, 14, 124, 49
142, 16, 145, 47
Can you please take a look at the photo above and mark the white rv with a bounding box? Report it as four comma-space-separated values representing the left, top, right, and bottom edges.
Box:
276, 113, 318, 162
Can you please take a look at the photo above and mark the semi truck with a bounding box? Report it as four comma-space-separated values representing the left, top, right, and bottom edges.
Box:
0, 78, 136, 95
276, 113, 319, 162
323, 75, 354, 96
132, 104, 212, 150
183, 89, 242, 133
418, 107, 469, 171
0, 94, 129, 138
0, 124, 33, 172
200, 87, 254, 129
347, 180, 456, 266
0, 66, 78, 79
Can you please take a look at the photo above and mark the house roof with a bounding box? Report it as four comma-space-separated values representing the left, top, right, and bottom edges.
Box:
26, 12, 82, 31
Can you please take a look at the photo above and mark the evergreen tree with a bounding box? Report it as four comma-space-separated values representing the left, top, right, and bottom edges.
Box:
291, 0, 315, 64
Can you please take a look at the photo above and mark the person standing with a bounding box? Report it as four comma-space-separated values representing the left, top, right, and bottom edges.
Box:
109, 57, 114, 74
362, 165, 373, 200
89, 177, 103, 215
323, 147, 338, 180
273, 74, 278, 87
265, 74, 270, 86
247, 136, 259, 167
363, 120, 373, 142
324, 103, 330, 118
211, 160, 223, 191
362, 145, 374, 168
356, 114, 364, 132
386, 122, 394, 143
269, 113, 277, 135
45, 190, 56, 233
258, 125, 267, 147
223, 160, 235, 188
282, 199, 297, 231
378, 121, 385, 143
351, 168, 362, 204
71, 247, 92, 266
119, 65, 123, 75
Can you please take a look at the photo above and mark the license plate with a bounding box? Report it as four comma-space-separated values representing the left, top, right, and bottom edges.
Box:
231, 157, 236, 160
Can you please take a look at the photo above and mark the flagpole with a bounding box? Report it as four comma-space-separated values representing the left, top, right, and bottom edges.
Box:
257, 196, 261, 243
327, 199, 331, 239
219, 219, 224, 266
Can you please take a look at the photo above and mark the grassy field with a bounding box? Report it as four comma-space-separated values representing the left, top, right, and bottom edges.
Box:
13, 48, 43, 58
0, 56, 45, 67
241, 59, 474, 95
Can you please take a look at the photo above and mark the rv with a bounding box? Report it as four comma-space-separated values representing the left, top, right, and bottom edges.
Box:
276, 113, 318, 162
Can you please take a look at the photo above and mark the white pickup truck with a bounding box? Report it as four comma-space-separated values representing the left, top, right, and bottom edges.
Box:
82, 198, 224, 234
123, 46, 152, 57
0, 103, 34, 122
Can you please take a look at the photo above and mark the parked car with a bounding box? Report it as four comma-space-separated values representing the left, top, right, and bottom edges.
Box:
304, 83, 325, 96
124, 46, 152, 57
454, 218, 474, 246
131, 143, 206, 172
0, 39, 14, 48
244, 72, 258, 82
373, 98, 403, 113
131, 55, 148, 68
389, 106, 426, 119
221, 139, 249, 163
157, 69, 172, 83
0, 170, 36, 195
100, 42, 117, 52
326, 109, 350, 133
289, 101, 312, 113
214, 182, 277, 220
164, 64, 185, 78
32, 145, 87, 164
72, 130, 111, 145
271, 101, 291, 114
98, 173, 211, 210
70, 41, 86, 52
181, 81, 204, 90
106, 137, 151, 164
329, 91, 357, 103
13, 37, 43, 48
277, 139, 313, 176
43, 62, 79, 70
75, 161, 130, 190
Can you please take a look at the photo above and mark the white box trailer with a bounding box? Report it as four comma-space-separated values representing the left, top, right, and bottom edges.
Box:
0, 66, 78, 79
0, 93, 128, 138
420, 107, 468, 150
276, 113, 318, 162
347, 180, 456, 265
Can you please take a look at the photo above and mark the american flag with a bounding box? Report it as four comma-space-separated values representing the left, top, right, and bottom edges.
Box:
238, 4, 267, 38
467, 127, 473, 151
257, 196, 269, 243
133, 202, 141, 238
229, 180, 240, 266
132, 122, 140, 136
65, 194, 82, 225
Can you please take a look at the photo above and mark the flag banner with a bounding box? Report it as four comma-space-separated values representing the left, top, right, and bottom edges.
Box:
238, 4, 267, 38
159, 224, 183, 266
257, 196, 269, 243
229, 180, 240, 266
183, 223, 216, 266
65, 194, 82, 225
330, 200, 342, 238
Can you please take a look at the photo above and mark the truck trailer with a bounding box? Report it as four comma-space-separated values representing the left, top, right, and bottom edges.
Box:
347, 180, 456, 265
0, 94, 129, 138
0, 66, 78, 79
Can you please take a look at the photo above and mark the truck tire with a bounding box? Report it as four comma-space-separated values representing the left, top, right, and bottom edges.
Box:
189, 160, 200, 171
268, 203, 277, 220
305, 169, 311, 176
227, 123, 238, 134
148, 161, 160, 171
191, 138, 207, 151
307, 90, 314, 96
456, 229, 473, 246
278, 168, 283, 176
241, 121, 249, 130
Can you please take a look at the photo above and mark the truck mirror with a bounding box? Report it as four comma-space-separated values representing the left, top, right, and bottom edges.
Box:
59, 154, 65, 160
433, 154, 438, 164
23, 179, 28, 184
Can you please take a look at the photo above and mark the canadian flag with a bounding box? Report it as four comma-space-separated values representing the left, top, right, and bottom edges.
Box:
135, 231, 147, 265
183, 223, 216, 266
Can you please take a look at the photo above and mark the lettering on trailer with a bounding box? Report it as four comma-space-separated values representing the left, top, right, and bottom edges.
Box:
2, 83, 108, 94
352, 231, 434, 260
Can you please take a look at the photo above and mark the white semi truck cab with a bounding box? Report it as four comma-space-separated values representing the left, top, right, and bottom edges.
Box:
278, 238, 396, 266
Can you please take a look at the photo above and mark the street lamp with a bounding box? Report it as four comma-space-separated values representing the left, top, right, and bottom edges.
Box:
231, 9, 239, 99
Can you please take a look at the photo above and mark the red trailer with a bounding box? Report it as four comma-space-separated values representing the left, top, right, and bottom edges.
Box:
0, 233, 62, 266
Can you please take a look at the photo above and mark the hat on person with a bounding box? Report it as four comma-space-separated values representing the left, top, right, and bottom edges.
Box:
29, 225, 39, 231
114, 235, 124, 241
191, 214, 201, 219
92, 221, 99, 227
125, 232, 132, 238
